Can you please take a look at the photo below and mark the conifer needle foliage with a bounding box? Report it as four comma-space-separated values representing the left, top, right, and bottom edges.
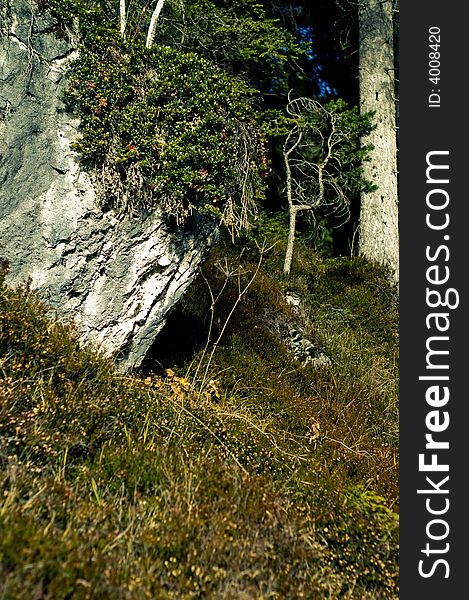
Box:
42, 0, 302, 232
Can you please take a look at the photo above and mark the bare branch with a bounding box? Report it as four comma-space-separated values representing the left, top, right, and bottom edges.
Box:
282, 93, 356, 275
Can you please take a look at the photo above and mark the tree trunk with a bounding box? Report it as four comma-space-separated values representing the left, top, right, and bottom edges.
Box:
119, 0, 126, 37
358, 0, 399, 283
146, 0, 166, 49
284, 206, 298, 275
282, 127, 304, 276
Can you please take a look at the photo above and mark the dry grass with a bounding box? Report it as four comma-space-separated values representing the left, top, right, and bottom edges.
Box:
0, 242, 399, 598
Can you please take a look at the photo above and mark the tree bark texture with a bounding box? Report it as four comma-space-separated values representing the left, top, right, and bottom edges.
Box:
284, 206, 298, 276
358, 0, 399, 283
146, 0, 166, 48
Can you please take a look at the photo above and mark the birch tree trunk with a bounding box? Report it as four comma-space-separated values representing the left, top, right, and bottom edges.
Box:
358, 0, 399, 283
146, 0, 167, 49
284, 207, 298, 276
119, 0, 126, 37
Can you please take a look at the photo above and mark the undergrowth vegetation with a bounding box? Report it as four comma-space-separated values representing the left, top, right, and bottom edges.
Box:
39, 0, 289, 232
0, 238, 399, 598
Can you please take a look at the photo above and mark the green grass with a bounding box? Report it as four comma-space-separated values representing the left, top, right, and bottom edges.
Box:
0, 240, 399, 599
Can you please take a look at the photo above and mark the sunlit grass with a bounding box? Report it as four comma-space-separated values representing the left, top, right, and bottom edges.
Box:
0, 242, 399, 598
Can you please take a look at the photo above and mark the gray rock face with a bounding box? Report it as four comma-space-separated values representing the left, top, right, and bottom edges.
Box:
0, 0, 218, 370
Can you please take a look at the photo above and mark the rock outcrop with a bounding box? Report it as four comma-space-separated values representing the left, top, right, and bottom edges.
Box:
259, 292, 330, 369
0, 0, 218, 370
283, 292, 330, 367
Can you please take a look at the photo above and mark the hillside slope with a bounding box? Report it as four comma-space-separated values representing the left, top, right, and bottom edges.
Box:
0, 241, 399, 599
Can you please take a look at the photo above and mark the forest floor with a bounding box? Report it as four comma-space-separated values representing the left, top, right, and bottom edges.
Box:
0, 234, 399, 599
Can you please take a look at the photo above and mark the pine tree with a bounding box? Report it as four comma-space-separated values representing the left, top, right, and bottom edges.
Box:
358, 0, 399, 282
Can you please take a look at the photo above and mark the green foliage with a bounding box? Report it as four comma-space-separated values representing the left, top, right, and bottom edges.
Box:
0, 247, 398, 597
306, 255, 399, 345
69, 41, 265, 224
42, 0, 268, 230
320, 485, 399, 595
261, 97, 377, 247
155, 0, 302, 92
288, 97, 376, 216
41, 0, 375, 242
324, 98, 377, 194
